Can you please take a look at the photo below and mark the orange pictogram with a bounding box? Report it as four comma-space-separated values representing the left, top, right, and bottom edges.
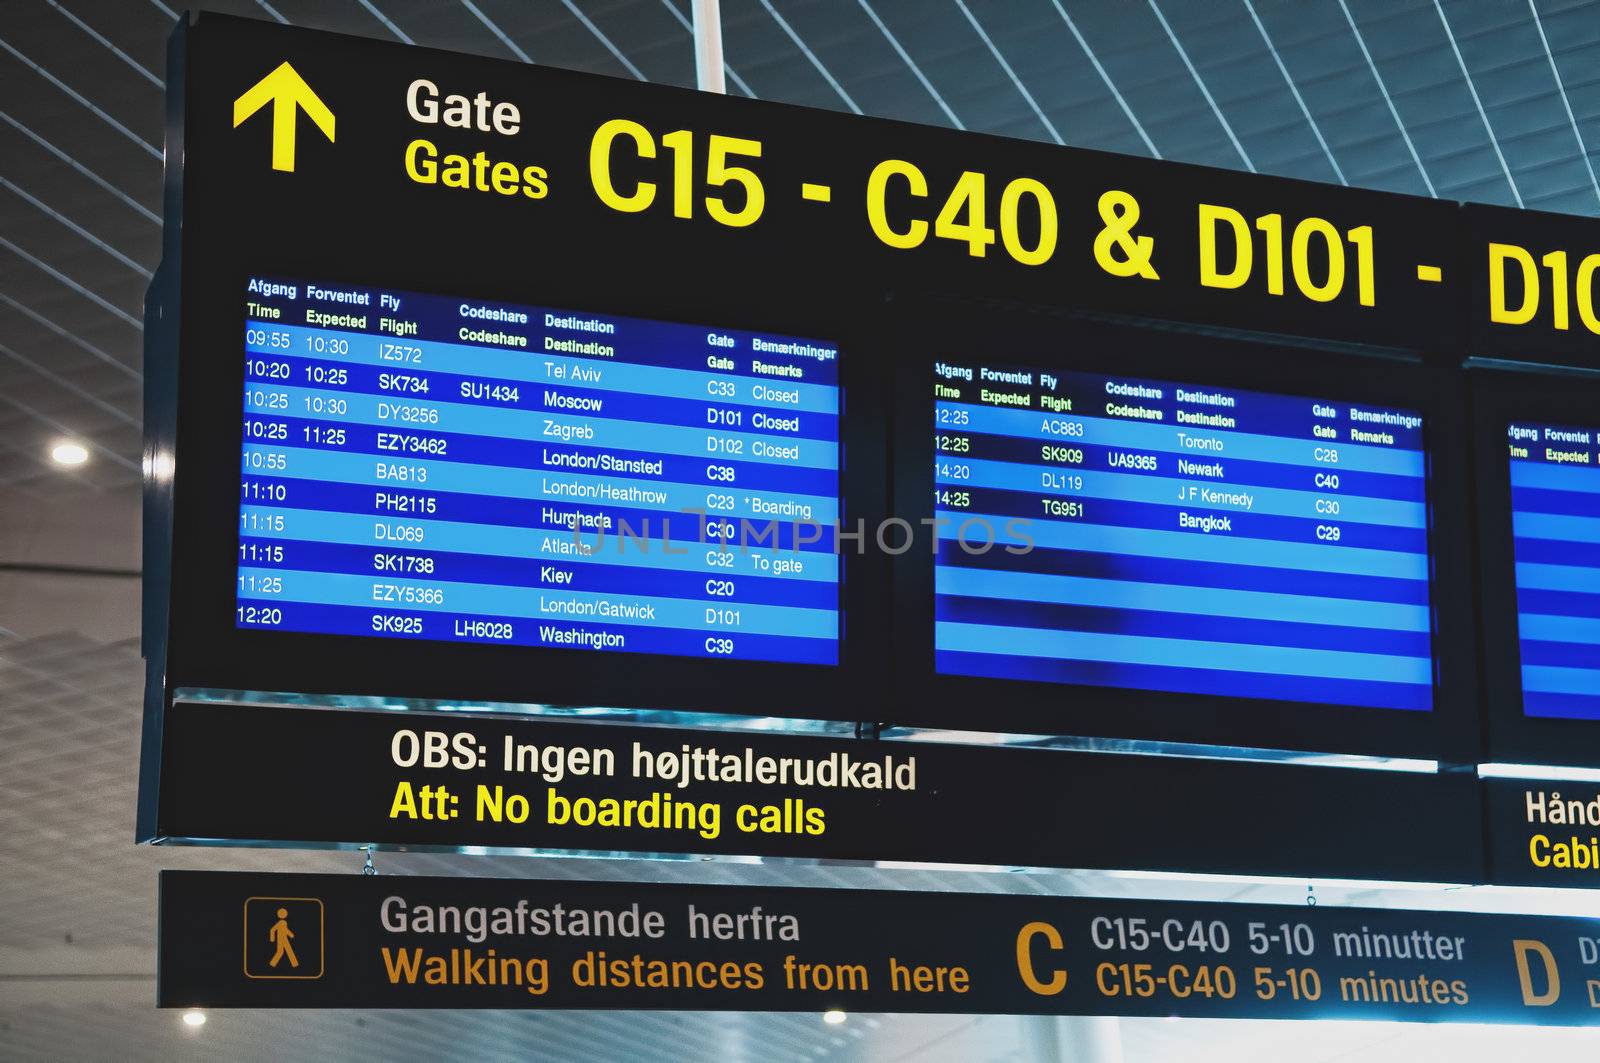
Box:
268, 907, 300, 968
243, 897, 324, 980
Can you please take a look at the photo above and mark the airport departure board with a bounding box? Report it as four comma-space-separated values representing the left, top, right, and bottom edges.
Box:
1507, 422, 1600, 720
931, 360, 1435, 711
236, 278, 841, 665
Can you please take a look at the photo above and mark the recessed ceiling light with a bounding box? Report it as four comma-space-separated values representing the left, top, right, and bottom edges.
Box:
822, 1009, 847, 1025
50, 441, 89, 466
146, 449, 174, 482
181, 1009, 206, 1028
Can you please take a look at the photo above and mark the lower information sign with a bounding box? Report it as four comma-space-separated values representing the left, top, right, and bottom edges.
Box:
148, 701, 1482, 884
160, 871, 1600, 1023
1485, 778, 1600, 889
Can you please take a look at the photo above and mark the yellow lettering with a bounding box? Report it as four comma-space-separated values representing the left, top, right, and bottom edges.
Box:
389, 780, 418, 819
1530, 833, 1552, 867
1016, 921, 1067, 996
1348, 224, 1375, 306
1255, 212, 1283, 294
1000, 178, 1057, 267
866, 160, 928, 249
1292, 217, 1345, 302
1513, 939, 1561, 1006
704, 134, 764, 227
1490, 242, 1539, 324
1199, 204, 1251, 289
590, 118, 656, 213
1578, 254, 1600, 334
404, 139, 438, 184
1544, 249, 1570, 330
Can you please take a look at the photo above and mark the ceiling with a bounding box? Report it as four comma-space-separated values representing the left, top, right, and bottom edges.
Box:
6, 0, 1600, 1059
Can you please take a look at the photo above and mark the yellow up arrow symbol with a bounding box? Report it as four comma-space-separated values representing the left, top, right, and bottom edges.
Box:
232, 62, 335, 173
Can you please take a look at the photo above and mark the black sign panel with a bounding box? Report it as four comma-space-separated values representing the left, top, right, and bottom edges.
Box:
144, 11, 1469, 726
149, 702, 1483, 885
889, 306, 1477, 762
175, 14, 1463, 349
161, 870, 1600, 1023
1486, 778, 1600, 889
136, 12, 1600, 850
1467, 203, 1600, 370
1468, 369, 1600, 768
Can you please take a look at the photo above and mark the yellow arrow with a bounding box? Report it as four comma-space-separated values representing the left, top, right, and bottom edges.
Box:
232, 62, 335, 173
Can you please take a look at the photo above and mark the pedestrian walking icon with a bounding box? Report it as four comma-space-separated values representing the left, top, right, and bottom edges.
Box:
268, 907, 299, 968
244, 897, 324, 979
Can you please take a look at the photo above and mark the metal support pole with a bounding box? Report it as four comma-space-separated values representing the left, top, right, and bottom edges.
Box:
692, 0, 726, 94
1019, 1016, 1124, 1063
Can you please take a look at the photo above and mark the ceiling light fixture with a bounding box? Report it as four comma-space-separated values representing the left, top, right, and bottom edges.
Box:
823, 1009, 847, 1025
145, 448, 174, 483
50, 440, 89, 466
181, 1010, 206, 1028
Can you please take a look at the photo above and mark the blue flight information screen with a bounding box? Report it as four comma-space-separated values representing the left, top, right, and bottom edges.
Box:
931, 359, 1435, 711
1507, 422, 1600, 720
236, 277, 841, 665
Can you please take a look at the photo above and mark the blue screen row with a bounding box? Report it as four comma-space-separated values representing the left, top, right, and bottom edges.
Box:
931, 359, 1436, 712
236, 276, 841, 665
1508, 422, 1600, 721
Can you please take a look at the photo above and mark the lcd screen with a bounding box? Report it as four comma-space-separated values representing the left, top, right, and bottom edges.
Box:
1505, 421, 1600, 720
930, 359, 1434, 712
235, 278, 841, 665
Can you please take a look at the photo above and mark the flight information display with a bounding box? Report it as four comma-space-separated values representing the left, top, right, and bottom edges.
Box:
931, 360, 1435, 711
236, 277, 841, 665
1507, 422, 1600, 720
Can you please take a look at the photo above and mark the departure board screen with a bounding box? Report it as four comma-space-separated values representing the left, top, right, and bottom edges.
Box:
1507, 422, 1600, 720
236, 278, 841, 665
931, 360, 1435, 711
